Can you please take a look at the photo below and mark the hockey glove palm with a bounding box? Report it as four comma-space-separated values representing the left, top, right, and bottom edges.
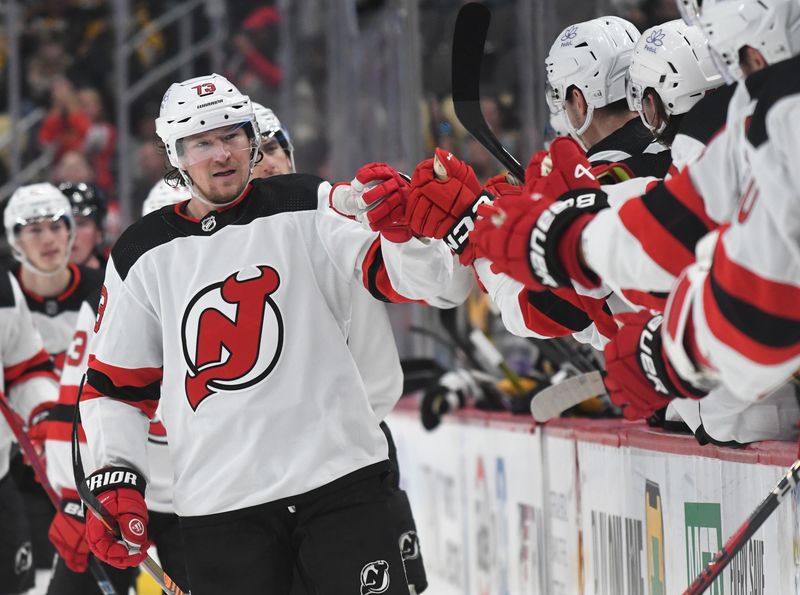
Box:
49, 490, 90, 572
604, 311, 706, 420
85, 467, 150, 569
329, 162, 412, 242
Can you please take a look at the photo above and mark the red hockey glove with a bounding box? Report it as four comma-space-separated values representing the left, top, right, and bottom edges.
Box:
49, 490, 90, 572
85, 467, 150, 569
407, 148, 490, 261
524, 136, 599, 201
329, 163, 412, 243
471, 188, 608, 290
604, 311, 707, 420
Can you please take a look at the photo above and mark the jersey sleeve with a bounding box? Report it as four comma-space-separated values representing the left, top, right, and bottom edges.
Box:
473, 259, 613, 350
314, 182, 461, 303
45, 300, 96, 497
80, 257, 158, 479
2, 273, 58, 422
662, 95, 800, 401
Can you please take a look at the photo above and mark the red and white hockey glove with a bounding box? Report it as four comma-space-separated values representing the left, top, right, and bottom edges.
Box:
471, 188, 608, 290
85, 467, 150, 569
49, 490, 90, 572
407, 148, 491, 264
604, 311, 707, 420
329, 162, 412, 243
524, 136, 599, 201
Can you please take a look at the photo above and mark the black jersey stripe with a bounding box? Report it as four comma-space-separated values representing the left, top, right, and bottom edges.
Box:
640, 183, 712, 255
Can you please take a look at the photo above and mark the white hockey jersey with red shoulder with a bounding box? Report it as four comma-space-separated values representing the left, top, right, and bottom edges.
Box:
13, 263, 103, 375
582, 83, 747, 302
81, 174, 463, 517
0, 270, 59, 479
662, 56, 800, 402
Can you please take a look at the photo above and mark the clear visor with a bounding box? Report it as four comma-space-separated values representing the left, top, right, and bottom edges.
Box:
176, 123, 257, 168
13, 209, 69, 233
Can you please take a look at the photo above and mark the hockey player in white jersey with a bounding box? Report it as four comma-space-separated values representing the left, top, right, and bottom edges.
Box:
3, 183, 103, 572
0, 272, 58, 595
80, 74, 463, 594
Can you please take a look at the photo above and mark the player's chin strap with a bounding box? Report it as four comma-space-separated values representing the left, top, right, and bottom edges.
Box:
72, 376, 190, 595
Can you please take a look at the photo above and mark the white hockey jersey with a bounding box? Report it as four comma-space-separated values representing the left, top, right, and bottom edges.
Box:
0, 271, 59, 479
14, 263, 103, 375
81, 174, 464, 516
662, 56, 800, 402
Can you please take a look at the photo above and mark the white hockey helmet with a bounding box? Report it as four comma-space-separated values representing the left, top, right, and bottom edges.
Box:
4, 183, 75, 274
626, 20, 723, 133
698, 0, 800, 81
545, 16, 641, 136
142, 180, 192, 217
252, 102, 296, 173
155, 74, 261, 201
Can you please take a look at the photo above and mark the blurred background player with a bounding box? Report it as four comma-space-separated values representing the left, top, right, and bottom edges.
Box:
3, 183, 103, 574
57, 182, 108, 270
0, 271, 58, 595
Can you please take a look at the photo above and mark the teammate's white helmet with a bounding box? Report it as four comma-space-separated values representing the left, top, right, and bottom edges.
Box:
698, 0, 800, 81
142, 180, 192, 217
4, 183, 75, 273
154, 73, 261, 197
546, 16, 641, 136
626, 20, 723, 133
252, 102, 296, 173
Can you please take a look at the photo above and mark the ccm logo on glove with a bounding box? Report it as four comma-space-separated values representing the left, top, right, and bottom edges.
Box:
445, 191, 494, 254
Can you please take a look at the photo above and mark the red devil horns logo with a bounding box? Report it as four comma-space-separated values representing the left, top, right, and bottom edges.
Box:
182, 265, 283, 411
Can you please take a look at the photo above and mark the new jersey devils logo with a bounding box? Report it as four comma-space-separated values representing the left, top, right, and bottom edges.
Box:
181, 265, 283, 411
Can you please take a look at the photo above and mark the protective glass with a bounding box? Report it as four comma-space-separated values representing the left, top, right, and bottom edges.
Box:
176, 123, 257, 168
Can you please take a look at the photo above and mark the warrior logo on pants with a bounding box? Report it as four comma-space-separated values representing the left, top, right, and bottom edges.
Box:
360, 560, 390, 595
181, 265, 283, 410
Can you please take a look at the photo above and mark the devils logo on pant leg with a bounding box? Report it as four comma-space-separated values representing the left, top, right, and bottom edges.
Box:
181, 265, 283, 410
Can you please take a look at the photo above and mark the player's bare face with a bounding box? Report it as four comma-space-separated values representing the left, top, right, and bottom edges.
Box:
71, 216, 101, 266
17, 219, 70, 273
252, 138, 292, 179
181, 126, 253, 204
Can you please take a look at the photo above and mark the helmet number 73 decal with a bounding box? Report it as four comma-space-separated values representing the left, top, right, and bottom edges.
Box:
181, 265, 283, 410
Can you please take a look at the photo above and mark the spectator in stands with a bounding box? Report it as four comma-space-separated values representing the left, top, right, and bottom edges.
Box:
37, 77, 89, 159
77, 86, 115, 193
25, 37, 72, 105
50, 150, 94, 186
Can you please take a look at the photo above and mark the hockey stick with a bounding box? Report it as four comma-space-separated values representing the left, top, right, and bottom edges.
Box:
452, 2, 524, 181
71, 379, 189, 595
0, 392, 118, 594
529, 370, 606, 421
683, 459, 800, 594
451, 3, 602, 377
